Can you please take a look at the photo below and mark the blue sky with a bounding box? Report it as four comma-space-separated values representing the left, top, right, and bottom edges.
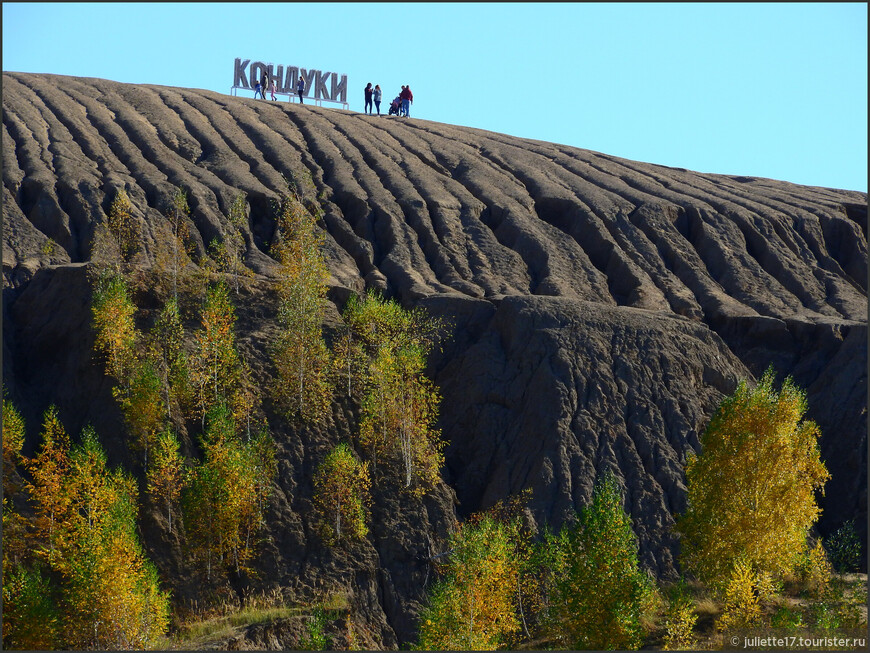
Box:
3, 2, 867, 192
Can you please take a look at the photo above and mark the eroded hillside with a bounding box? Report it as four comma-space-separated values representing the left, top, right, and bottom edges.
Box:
3, 72, 867, 645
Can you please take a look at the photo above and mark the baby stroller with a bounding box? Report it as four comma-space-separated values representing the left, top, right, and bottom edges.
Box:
388, 97, 402, 116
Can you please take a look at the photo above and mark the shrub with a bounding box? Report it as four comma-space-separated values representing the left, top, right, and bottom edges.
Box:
661, 581, 697, 650
715, 558, 763, 633
824, 520, 862, 574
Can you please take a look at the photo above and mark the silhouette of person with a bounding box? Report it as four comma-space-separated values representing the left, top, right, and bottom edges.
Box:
364, 83, 373, 114
373, 84, 382, 115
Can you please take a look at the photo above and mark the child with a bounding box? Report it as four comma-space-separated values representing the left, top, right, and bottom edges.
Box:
270, 77, 277, 101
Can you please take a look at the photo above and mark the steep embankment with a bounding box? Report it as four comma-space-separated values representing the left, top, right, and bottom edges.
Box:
3, 72, 866, 645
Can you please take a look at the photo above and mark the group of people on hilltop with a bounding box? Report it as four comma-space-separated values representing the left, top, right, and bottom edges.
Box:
251, 71, 414, 115
364, 83, 413, 117
253, 70, 308, 104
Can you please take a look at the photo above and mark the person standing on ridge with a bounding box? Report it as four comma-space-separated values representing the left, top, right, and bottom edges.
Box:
253, 78, 263, 99
364, 83, 374, 114
261, 71, 269, 101
270, 76, 278, 101
297, 75, 306, 104
400, 84, 413, 117
373, 84, 382, 115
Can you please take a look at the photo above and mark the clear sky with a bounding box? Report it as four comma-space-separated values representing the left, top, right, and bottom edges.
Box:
2, 2, 867, 192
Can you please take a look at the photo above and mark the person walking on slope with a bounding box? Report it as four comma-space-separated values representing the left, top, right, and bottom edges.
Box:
373, 84, 382, 115
261, 71, 269, 101
364, 83, 374, 114
296, 75, 305, 104
270, 77, 278, 101
400, 84, 413, 117
253, 79, 263, 99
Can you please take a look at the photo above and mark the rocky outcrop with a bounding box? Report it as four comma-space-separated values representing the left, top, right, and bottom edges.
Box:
3, 72, 867, 643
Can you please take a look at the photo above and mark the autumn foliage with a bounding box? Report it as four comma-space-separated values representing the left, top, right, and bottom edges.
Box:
313, 442, 372, 545
417, 515, 525, 650
4, 405, 171, 649
542, 472, 653, 650
183, 404, 276, 578
676, 368, 830, 588
271, 194, 333, 422
347, 291, 445, 494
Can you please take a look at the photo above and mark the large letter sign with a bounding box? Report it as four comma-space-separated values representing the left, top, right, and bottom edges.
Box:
232, 58, 348, 108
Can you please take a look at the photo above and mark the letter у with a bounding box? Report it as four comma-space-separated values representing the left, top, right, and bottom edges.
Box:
300, 68, 318, 98
331, 74, 348, 103
234, 58, 251, 88
315, 71, 331, 100
284, 67, 299, 93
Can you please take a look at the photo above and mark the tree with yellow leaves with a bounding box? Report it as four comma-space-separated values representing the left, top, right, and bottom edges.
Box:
2, 397, 60, 651
676, 368, 830, 589
91, 270, 139, 382
147, 427, 185, 533
348, 291, 445, 494
90, 188, 140, 272
417, 514, 524, 650
313, 443, 371, 545
271, 194, 333, 422
58, 427, 170, 649
190, 280, 242, 424
24, 405, 73, 563
19, 418, 170, 649
106, 188, 139, 264
2, 390, 26, 498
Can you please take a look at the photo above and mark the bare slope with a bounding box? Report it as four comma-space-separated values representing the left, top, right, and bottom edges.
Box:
3, 72, 867, 643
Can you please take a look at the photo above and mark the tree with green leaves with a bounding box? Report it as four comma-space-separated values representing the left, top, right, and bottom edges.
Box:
183, 405, 276, 579
116, 355, 165, 469
190, 280, 242, 424
542, 472, 653, 650
417, 514, 526, 650
2, 562, 60, 650
152, 295, 190, 422
271, 194, 333, 422
2, 397, 59, 651
209, 191, 251, 294
20, 420, 170, 649
313, 443, 371, 545
347, 290, 445, 494
676, 368, 830, 589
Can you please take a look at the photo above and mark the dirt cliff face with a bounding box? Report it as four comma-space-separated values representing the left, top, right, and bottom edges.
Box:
3, 72, 867, 643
